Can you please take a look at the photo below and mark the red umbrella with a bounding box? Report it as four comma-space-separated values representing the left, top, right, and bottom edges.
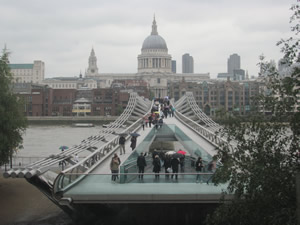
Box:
177, 150, 186, 155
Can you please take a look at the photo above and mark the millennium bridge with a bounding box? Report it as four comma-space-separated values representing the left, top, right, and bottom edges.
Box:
3, 92, 230, 225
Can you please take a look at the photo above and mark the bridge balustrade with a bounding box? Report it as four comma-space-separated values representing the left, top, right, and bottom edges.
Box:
173, 99, 234, 153
53, 99, 154, 197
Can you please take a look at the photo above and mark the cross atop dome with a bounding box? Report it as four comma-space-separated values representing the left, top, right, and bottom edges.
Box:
151, 15, 158, 35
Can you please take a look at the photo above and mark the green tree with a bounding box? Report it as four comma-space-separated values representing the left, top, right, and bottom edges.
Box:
0, 50, 27, 166
205, 3, 300, 225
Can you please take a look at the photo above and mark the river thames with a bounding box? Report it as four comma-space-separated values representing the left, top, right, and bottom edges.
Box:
17, 125, 102, 158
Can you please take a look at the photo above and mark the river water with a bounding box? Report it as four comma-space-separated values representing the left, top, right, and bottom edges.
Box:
17, 125, 103, 158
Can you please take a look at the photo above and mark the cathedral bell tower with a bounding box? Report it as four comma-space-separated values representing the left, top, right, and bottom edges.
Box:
86, 48, 98, 77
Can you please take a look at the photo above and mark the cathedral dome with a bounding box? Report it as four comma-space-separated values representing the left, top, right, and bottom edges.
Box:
142, 34, 167, 50
141, 17, 168, 51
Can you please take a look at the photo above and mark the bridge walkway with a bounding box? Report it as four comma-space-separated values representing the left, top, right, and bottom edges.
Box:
62, 116, 224, 204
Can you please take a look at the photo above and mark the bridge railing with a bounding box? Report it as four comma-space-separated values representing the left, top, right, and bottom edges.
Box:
173, 100, 234, 152
3, 92, 152, 179
118, 155, 213, 184
57, 172, 216, 184
52, 101, 154, 197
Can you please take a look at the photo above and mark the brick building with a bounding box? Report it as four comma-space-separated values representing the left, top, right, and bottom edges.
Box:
169, 78, 261, 116
13, 84, 135, 117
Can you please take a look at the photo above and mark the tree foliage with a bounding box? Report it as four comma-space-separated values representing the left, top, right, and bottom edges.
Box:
0, 50, 27, 165
205, 3, 300, 225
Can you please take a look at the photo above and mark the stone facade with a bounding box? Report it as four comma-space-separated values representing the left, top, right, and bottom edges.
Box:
9, 61, 45, 84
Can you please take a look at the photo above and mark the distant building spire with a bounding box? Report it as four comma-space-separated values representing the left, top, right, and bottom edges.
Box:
151, 15, 158, 35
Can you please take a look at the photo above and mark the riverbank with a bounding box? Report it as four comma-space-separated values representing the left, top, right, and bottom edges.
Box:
0, 175, 71, 225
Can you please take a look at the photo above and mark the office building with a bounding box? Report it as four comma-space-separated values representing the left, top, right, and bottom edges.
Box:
182, 53, 194, 73
227, 54, 241, 74
171, 60, 176, 73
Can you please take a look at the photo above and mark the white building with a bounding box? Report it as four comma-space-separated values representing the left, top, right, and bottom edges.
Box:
85, 17, 210, 98
9, 60, 45, 84
42, 76, 98, 89
42, 17, 210, 98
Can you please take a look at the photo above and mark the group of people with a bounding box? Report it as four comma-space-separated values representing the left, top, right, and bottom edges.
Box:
118, 134, 138, 155
151, 150, 184, 180
110, 151, 217, 182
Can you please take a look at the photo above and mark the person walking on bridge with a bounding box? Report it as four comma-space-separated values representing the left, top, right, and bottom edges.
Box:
110, 153, 121, 182
119, 135, 126, 155
148, 115, 152, 128
153, 155, 161, 179
171, 157, 180, 180
130, 136, 137, 151
137, 152, 147, 179
195, 157, 204, 183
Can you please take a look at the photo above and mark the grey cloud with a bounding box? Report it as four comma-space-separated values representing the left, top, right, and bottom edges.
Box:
0, 0, 296, 78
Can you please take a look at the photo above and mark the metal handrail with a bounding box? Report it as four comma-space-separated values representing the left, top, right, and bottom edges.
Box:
52, 99, 154, 196
3, 93, 152, 178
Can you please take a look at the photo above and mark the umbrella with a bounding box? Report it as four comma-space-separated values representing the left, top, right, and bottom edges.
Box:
177, 150, 186, 155
165, 151, 176, 155
59, 146, 69, 151
172, 153, 185, 159
130, 132, 140, 137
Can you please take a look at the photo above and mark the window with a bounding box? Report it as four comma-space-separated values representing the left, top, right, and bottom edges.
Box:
157, 78, 160, 84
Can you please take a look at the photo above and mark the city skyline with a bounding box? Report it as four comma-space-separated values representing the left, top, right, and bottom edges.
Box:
0, 0, 295, 78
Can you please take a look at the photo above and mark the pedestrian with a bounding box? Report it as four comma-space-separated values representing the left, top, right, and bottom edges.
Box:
59, 159, 67, 170
141, 119, 145, 131
153, 155, 161, 179
171, 106, 175, 117
74, 153, 79, 162
195, 157, 204, 183
163, 155, 172, 179
110, 153, 121, 181
152, 149, 158, 159
179, 155, 185, 172
130, 136, 137, 151
119, 135, 126, 155
137, 152, 147, 179
158, 117, 163, 128
148, 115, 152, 128
154, 118, 159, 130
171, 157, 180, 180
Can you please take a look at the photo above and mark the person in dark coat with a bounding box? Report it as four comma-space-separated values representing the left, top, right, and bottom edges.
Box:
179, 155, 185, 172
171, 157, 180, 180
152, 155, 161, 179
158, 118, 163, 128
148, 115, 153, 128
152, 149, 158, 160
130, 136, 137, 151
137, 152, 147, 179
119, 136, 126, 155
195, 157, 204, 183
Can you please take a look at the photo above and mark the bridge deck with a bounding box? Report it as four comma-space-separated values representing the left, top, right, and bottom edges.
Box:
62, 116, 225, 204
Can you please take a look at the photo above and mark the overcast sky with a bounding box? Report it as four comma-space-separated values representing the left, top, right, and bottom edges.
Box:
0, 0, 296, 78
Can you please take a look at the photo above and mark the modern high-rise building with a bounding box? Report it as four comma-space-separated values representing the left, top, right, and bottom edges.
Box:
171, 60, 176, 73
227, 53, 241, 74
182, 53, 194, 73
